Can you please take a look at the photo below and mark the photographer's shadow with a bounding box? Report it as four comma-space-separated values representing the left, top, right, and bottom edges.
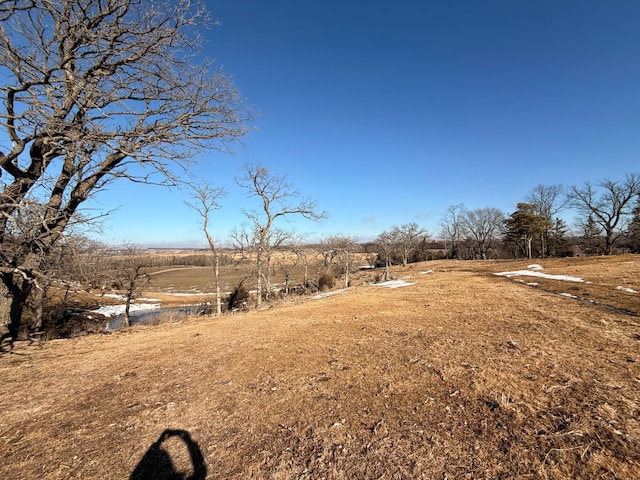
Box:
130, 429, 207, 480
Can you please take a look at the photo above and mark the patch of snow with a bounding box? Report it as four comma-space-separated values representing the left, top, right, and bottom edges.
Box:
526, 282, 539, 286
494, 270, 584, 283
91, 302, 161, 317
374, 279, 416, 289
312, 289, 348, 299
559, 293, 577, 299
616, 286, 638, 294
102, 293, 126, 300
527, 264, 544, 270
166, 292, 215, 297
420, 270, 433, 275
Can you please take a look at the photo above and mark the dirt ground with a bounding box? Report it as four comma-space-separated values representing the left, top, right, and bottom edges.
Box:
1, 256, 639, 479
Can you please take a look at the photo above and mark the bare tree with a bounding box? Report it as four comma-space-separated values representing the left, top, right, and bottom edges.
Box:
236, 164, 327, 308
391, 223, 428, 266
118, 245, 151, 329
360, 242, 379, 269
527, 184, 566, 220
277, 234, 305, 295
185, 182, 226, 315
459, 207, 505, 259
567, 173, 640, 255
526, 184, 566, 257
323, 235, 357, 288
0, 0, 248, 343
439, 204, 465, 259
293, 246, 315, 290
375, 230, 397, 281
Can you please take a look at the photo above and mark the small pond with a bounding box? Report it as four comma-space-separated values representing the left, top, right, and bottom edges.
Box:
105, 305, 210, 331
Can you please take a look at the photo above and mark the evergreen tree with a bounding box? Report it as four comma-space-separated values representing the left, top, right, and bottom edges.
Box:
582, 215, 603, 255
627, 197, 640, 253
549, 218, 570, 257
504, 203, 552, 258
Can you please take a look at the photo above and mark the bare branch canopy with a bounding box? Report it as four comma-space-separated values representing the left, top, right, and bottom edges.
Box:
0, 0, 249, 342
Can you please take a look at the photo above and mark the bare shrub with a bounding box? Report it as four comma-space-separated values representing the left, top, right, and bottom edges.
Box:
227, 283, 250, 311
317, 272, 335, 291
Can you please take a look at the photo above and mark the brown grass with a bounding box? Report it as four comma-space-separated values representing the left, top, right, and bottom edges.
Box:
1, 256, 639, 479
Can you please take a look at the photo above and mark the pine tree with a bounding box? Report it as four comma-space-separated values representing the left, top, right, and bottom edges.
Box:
504, 203, 552, 258
627, 197, 640, 253
549, 218, 569, 257
582, 215, 603, 256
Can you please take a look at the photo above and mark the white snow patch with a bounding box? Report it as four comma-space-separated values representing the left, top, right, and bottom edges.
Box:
102, 293, 126, 300
374, 279, 416, 289
559, 293, 578, 299
494, 270, 584, 283
166, 292, 214, 297
420, 270, 433, 275
91, 303, 161, 317
527, 264, 544, 270
616, 286, 638, 294
312, 289, 348, 299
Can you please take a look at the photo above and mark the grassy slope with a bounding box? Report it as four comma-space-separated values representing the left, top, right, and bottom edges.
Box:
1, 257, 639, 479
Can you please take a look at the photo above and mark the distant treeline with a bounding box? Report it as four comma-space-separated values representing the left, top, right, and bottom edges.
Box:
105, 252, 237, 269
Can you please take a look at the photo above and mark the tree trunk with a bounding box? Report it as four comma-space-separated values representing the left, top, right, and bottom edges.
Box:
123, 300, 131, 328
0, 283, 17, 344
123, 279, 135, 328
344, 251, 350, 288
604, 231, 614, 255
0, 273, 33, 346
214, 253, 222, 316
255, 247, 263, 308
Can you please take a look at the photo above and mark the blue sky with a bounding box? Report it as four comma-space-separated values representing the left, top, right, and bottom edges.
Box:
88, 0, 640, 247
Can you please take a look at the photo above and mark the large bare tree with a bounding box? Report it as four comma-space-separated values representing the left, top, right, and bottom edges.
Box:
439, 204, 465, 259
391, 222, 428, 266
236, 164, 327, 308
0, 0, 248, 344
567, 173, 640, 255
459, 207, 505, 260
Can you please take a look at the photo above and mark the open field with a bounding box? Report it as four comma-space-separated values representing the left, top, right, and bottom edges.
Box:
140, 251, 375, 297
1, 256, 639, 479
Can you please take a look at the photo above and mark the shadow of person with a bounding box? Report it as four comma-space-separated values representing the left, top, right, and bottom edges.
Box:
130, 429, 207, 480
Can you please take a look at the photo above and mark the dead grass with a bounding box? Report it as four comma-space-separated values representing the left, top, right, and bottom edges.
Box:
143, 252, 372, 295
1, 256, 639, 479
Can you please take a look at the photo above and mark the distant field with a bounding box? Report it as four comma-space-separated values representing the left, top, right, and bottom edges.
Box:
143, 252, 375, 295
1, 255, 639, 478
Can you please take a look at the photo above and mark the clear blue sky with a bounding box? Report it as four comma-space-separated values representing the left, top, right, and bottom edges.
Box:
88, 0, 640, 247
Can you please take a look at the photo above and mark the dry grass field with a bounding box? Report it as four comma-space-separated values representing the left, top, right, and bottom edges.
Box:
1, 255, 639, 479
140, 251, 375, 298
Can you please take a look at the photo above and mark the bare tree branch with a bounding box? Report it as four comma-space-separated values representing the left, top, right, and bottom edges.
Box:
567, 173, 640, 255
236, 163, 327, 307
0, 0, 249, 340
